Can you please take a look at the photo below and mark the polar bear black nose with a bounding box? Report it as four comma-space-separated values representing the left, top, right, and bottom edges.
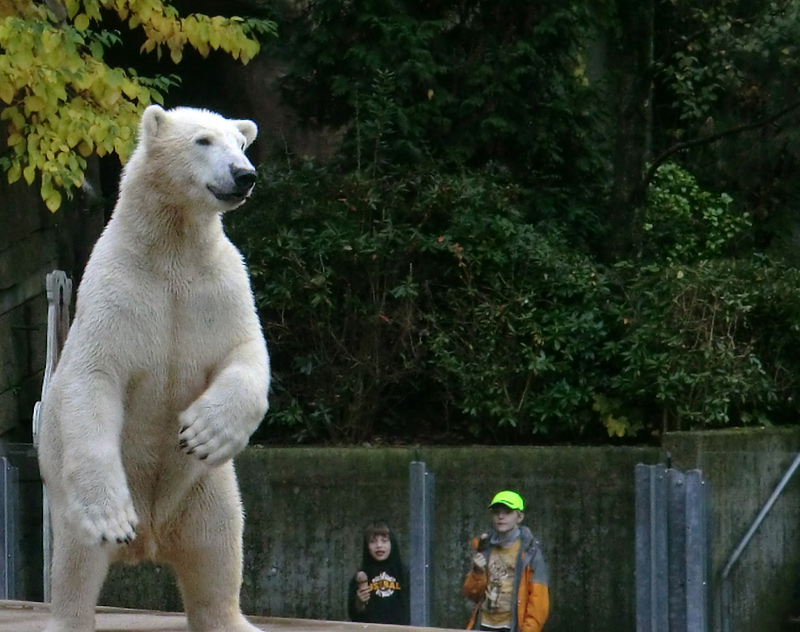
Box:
231, 166, 257, 191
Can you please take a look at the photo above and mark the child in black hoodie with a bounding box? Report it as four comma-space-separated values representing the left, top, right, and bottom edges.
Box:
347, 520, 410, 625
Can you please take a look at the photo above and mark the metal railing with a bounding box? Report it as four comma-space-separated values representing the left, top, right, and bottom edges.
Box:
717, 451, 800, 632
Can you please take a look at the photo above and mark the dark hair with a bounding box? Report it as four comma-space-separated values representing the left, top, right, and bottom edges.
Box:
365, 521, 391, 541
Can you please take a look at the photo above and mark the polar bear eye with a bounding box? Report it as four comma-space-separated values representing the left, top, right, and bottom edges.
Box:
195, 137, 212, 146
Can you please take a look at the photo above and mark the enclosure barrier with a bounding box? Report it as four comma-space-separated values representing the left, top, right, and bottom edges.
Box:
31, 270, 72, 602
0, 456, 18, 599
635, 464, 710, 632
409, 460, 435, 627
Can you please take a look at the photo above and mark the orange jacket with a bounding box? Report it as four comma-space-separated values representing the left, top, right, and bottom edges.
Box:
463, 527, 550, 632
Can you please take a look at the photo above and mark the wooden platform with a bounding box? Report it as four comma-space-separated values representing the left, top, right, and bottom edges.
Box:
0, 601, 451, 631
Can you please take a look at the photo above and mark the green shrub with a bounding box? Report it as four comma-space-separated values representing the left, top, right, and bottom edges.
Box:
606, 257, 800, 432
227, 161, 617, 443
642, 162, 751, 262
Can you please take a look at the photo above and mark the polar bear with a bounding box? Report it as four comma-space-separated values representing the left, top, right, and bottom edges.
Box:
38, 105, 270, 632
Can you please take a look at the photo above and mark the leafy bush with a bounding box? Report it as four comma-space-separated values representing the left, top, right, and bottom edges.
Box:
642, 162, 751, 262
228, 157, 800, 443
223, 3, 800, 445
227, 161, 618, 443
606, 257, 800, 432
270, 0, 611, 238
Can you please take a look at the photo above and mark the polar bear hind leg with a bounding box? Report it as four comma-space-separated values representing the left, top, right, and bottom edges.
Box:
164, 467, 261, 632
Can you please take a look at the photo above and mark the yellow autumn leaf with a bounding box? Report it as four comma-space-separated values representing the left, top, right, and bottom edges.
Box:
121, 78, 139, 98
65, 0, 80, 19
78, 139, 93, 156
23, 164, 36, 184
0, 80, 14, 104
25, 94, 46, 112
74, 13, 90, 31
208, 25, 220, 50
91, 124, 108, 143
84, 0, 101, 21
45, 189, 62, 211
7, 163, 21, 184
66, 128, 82, 147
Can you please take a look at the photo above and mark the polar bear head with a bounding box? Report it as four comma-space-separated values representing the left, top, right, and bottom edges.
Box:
126, 104, 259, 212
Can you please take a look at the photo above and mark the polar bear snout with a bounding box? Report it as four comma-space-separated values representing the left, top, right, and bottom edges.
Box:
232, 166, 257, 194
208, 165, 257, 203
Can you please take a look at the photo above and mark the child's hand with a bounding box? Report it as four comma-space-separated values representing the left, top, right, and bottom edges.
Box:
355, 571, 370, 606
472, 552, 487, 572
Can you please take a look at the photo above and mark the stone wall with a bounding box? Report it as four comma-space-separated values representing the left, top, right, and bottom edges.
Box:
665, 428, 800, 632
0, 155, 57, 439
94, 444, 661, 631
5, 432, 800, 631
0, 125, 105, 440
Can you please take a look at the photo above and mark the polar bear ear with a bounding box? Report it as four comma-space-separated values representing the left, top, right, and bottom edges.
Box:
141, 104, 168, 141
235, 119, 258, 149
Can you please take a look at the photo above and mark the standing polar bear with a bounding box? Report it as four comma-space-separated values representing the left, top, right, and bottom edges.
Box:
38, 105, 271, 632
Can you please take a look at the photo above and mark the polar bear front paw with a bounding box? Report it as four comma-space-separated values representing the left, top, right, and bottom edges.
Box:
178, 399, 249, 467
67, 487, 139, 546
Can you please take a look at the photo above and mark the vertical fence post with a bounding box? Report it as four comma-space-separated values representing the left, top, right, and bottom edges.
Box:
636, 464, 710, 632
0, 456, 18, 599
636, 464, 669, 632
685, 470, 710, 632
667, 469, 688, 632
409, 460, 435, 627
32, 270, 72, 603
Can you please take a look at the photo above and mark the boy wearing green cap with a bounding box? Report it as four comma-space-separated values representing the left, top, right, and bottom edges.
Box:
463, 490, 549, 632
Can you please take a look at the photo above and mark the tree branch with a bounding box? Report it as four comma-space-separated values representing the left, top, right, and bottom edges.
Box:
635, 98, 800, 203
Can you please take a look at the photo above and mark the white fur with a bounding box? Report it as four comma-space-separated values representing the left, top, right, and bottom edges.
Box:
38, 105, 270, 632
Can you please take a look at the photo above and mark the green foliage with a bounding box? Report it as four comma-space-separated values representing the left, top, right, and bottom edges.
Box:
657, 1, 800, 128
423, 200, 612, 441
271, 0, 611, 236
606, 257, 800, 432
0, 0, 275, 209
642, 161, 751, 262
230, 154, 800, 443
228, 161, 618, 443
221, 1, 800, 444
653, 0, 800, 252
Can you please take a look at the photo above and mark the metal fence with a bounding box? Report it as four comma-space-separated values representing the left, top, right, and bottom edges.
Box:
409, 460, 435, 627
635, 464, 711, 632
0, 456, 18, 599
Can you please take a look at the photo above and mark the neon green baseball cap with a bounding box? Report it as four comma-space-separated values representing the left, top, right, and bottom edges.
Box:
489, 490, 524, 511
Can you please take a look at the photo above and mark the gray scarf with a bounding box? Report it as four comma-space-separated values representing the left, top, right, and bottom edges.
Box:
489, 526, 521, 548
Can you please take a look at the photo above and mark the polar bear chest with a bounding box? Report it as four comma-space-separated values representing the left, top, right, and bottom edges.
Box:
122, 282, 249, 400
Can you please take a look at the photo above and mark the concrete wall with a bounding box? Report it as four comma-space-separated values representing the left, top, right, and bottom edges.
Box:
5, 431, 800, 631
98, 444, 664, 631
231, 445, 665, 630
665, 428, 800, 632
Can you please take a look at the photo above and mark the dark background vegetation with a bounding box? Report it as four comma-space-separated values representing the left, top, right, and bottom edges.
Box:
31, 0, 800, 445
